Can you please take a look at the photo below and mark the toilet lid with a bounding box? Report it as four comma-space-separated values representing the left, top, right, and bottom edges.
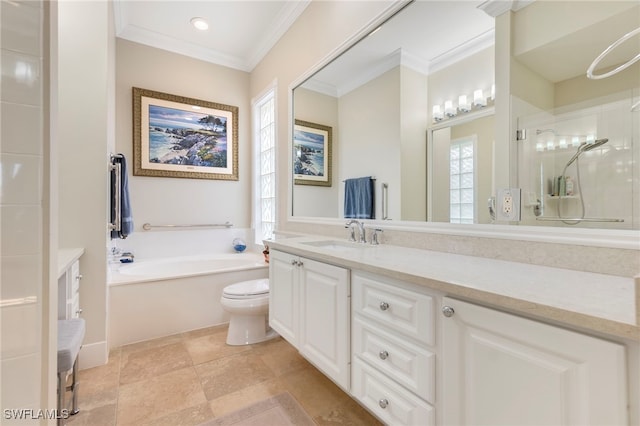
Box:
223, 278, 269, 298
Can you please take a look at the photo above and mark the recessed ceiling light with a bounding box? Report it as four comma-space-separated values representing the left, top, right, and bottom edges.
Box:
190, 17, 209, 31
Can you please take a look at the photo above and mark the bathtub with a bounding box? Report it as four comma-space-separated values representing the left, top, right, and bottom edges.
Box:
108, 252, 268, 347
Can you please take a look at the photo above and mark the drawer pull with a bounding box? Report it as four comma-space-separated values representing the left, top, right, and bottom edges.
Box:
291, 259, 297, 266
76, 274, 83, 280
379, 301, 390, 311
76, 308, 83, 315
442, 306, 455, 317
379, 350, 389, 360
379, 398, 389, 409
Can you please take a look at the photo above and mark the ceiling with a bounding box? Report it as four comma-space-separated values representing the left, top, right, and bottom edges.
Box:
113, 0, 311, 72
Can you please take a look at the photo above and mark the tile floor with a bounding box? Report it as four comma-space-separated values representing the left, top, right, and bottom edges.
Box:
67, 325, 381, 425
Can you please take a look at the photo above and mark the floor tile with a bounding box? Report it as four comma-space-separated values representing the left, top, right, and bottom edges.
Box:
196, 352, 276, 401
252, 337, 311, 377
117, 367, 206, 425
120, 342, 192, 385
279, 366, 351, 418
139, 401, 214, 426
183, 330, 252, 366
314, 396, 383, 425
66, 403, 117, 426
208, 377, 286, 418
120, 333, 183, 356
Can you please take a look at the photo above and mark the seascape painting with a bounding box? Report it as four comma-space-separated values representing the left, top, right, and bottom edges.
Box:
133, 87, 238, 180
293, 120, 332, 187
148, 105, 227, 167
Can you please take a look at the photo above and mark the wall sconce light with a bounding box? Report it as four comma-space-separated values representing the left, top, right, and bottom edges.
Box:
444, 100, 456, 117
558, 138, 568, 149
432, 105, 444, 122
571, 136, 581, 147
546, 140, 555, 150
458, 95, 471, 113
473, 89, 486, 107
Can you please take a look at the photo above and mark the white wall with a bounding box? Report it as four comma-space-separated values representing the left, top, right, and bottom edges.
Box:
115, 39, 252, 237
58, 0, 113, 368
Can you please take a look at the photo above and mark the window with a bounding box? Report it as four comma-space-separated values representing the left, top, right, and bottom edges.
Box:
449, 137, 475, 224
252, 87, 276, 245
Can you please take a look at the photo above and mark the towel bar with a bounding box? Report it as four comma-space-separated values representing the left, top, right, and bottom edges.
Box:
142, 222, 234, 230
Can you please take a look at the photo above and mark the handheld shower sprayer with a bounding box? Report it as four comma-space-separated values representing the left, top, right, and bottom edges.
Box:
565, 138, 609, 168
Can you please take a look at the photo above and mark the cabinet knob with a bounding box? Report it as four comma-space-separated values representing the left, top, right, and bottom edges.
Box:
291, 260, 298, 266
379, 350, 389, 360
379, 398, 389, 409
297, 260, 303, 267
76, 308, 83, 315
76, 274, 83, 280
442, 306, 455, 317
379, 301, 390, 311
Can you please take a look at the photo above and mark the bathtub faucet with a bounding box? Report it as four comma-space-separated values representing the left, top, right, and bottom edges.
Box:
345, 219, 366, 243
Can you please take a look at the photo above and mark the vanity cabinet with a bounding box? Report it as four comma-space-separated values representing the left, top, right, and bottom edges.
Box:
269, 250, 350, 390
441, 297, 628, 426
58, 249, 84, 320
351, 271, 437, 426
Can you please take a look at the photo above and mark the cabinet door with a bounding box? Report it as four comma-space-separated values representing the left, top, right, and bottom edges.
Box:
299, 257, 350, 391
268, 250, 299, 345
442, 297, 628, 426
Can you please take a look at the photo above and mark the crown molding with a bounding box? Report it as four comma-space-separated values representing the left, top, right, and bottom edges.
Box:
477, 0, 535, 17
428, 28, 495, 74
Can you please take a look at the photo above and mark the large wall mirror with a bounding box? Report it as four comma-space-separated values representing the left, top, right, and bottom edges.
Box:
291, 0, 640, 231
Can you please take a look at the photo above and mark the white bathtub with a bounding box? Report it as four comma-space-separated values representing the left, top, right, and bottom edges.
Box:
108, 252, 269, 347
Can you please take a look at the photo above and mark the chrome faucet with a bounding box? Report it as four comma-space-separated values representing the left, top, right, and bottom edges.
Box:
345, 219, 366, 243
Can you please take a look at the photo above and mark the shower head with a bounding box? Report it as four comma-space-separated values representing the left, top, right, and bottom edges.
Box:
565, 138, 609, 168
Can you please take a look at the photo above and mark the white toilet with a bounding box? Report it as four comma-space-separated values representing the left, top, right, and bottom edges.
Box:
220, 278, 278, 345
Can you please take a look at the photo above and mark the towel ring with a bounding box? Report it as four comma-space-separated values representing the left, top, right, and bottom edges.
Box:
586, 27, 640, 80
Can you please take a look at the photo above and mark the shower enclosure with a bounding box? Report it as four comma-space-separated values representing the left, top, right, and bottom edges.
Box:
516, 90, 639, 229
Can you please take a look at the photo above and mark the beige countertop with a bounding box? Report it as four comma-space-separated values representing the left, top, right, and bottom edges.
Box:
58, 248, 85, 278
266, 236, 638, 342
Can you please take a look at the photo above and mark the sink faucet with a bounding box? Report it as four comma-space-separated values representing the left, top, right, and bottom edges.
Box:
345, 219, 366, 243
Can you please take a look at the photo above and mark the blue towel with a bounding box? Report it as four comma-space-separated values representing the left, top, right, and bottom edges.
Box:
344, 177, 375, 219
111, 154, 133, 239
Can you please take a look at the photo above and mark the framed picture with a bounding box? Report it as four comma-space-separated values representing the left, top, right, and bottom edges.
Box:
293, 119, 332, 186
132, 87, 238, 180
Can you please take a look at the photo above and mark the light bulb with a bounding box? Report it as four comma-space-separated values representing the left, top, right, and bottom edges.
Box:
444, 100, 456, 117
432, 105, 444, 122
458, 95, 471, 112
473, 89, 486, 107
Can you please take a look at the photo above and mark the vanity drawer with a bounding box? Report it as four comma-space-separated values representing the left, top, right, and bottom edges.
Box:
352, 272, 435, 346
352, 357, 435, 426
353, 316, 435, 403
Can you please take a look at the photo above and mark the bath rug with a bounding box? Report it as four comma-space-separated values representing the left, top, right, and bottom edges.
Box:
199, 392, 315, 426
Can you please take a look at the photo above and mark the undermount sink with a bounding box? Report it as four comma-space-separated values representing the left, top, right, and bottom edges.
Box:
300, 240, 373, 252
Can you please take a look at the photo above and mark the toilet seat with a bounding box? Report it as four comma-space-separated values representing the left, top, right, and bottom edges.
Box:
223, 278, 269, 299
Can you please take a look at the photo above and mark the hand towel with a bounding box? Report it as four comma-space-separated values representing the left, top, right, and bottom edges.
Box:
344, 177, 375, 219
111, 154, 133, 239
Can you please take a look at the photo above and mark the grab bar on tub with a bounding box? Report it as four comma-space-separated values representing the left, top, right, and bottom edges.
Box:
142, 222, 234, 231
381, 183, 389, 220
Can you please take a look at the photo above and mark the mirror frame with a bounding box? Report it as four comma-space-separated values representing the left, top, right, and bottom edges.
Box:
286, 1, 640, 251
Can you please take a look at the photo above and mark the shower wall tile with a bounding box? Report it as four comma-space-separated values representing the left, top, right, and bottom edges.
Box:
0, 255, 40, 300
0, 353, 41, 412
1, 102, 42, 155
0, 153, 42, 204
0, 0, 41, 55
0, 205, 42, 256
0, 49, 41, 106
1, 303, 39, 359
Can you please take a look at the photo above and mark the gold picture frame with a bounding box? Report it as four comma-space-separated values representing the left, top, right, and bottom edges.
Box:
293, 119, 332, 186
133, 87, 239, 180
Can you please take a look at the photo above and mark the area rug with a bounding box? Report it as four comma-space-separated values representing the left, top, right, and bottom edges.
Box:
199, 392, 316, 426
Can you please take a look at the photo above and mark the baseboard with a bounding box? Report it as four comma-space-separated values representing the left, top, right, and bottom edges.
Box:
78, 340, 108, 370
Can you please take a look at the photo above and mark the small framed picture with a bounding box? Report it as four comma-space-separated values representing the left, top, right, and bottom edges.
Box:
293, 119, 332, 186
132, 87, 238, 180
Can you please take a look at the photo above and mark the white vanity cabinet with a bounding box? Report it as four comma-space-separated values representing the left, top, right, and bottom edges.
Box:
269, 249, 350, 390
57, 249, 84, 320
351, 271, 438, 426
441, 297, 628, 426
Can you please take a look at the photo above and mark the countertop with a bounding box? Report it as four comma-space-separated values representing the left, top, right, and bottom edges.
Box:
266, 236, 638, 342
58, 248, 85, 277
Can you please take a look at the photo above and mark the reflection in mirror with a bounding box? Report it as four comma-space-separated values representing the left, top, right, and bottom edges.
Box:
292, 1, 495, 221
511, 1, 639, 229
429, 112, 495, 224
